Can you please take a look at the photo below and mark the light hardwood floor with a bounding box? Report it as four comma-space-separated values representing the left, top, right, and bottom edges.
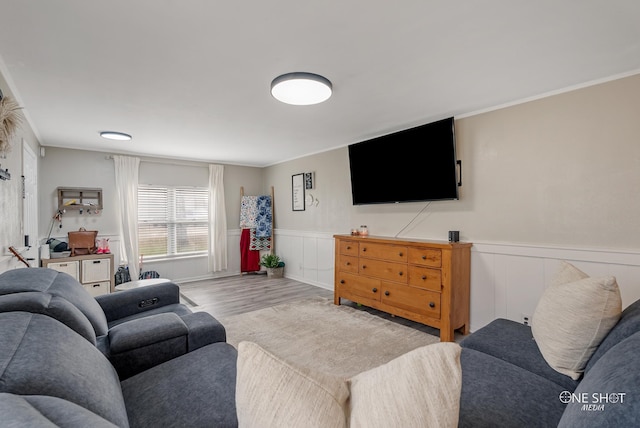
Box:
178, 273, 446, 338
178, 273, 333, 318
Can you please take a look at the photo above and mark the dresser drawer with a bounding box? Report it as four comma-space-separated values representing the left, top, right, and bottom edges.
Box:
81, 258, 111, 283
336, 272, 381, 301
408, 265, 442, 292
381, 282, 441, 319
407, 248, 441, 267
359, 259, 407, 284
46, 261, 79, 280
359, 243, 408, 262
337, 255, 359, 273
339, 240, 359, 256
82, 281, 110, 297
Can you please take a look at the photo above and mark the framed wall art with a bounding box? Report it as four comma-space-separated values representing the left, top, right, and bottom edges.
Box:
292, 173, 305, 211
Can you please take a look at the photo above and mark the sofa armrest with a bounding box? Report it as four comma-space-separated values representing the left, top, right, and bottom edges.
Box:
181, 312, 227, 351
108, 313, 189, 379
108, 312, 188, 353
95, 283, 181, 322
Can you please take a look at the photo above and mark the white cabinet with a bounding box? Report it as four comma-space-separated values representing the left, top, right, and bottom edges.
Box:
44, 261, 79, 280
42, 254, 114, 296
81, 258, 111, 283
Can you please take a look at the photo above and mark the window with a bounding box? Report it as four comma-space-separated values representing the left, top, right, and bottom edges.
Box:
138, 185, 208, 258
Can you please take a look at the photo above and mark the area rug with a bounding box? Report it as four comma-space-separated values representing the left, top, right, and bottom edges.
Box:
218, 297, 440, 378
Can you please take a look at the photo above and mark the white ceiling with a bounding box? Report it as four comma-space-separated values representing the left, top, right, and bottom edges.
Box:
1, 1, 639, 167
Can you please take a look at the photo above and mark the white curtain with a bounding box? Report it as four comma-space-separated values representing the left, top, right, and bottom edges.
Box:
113, 155, 140, 280
208, 164, 227, 272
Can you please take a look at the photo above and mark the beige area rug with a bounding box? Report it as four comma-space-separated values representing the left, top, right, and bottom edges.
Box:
218, 297, 440, 378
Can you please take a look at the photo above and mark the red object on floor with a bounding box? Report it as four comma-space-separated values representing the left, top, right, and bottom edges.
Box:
240, 228, 260, 272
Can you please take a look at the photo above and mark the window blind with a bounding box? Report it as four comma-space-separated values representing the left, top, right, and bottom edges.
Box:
138, 185, 208, 258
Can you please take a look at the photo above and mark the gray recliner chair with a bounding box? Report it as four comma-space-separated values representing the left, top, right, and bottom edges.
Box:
0, 268, 226, 379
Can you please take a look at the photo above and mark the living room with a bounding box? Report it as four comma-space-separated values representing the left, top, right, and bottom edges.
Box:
2, 2, 640, 426
2, 70, 639, 334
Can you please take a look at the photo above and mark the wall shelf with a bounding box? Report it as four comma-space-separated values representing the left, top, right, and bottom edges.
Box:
57, 187, 103, 211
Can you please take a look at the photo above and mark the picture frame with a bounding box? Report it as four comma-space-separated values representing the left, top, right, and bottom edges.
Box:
304, 172, 314, 189
292, 173, 305, 211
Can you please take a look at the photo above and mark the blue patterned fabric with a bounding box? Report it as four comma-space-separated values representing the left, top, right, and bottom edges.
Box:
255, 196, 272, 238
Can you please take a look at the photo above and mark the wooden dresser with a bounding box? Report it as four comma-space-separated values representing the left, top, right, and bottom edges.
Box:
333, 235, 471, 342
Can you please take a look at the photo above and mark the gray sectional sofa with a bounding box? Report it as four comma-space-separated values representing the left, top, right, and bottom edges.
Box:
0, 268, 227, 379
1, 266, 639, 427
459, 299, 640, 427
0, 267, 239, 427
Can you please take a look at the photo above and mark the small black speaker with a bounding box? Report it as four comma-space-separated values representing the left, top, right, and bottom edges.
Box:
448, 231, 460, 242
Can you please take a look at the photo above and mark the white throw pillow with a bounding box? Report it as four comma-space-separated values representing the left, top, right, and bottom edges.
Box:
349, 342, 462, 428
235, 341, 349, 428
532, 261, 621, 380
235, 341, 462, 428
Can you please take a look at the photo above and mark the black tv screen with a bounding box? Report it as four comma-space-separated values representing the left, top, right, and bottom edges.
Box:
348, 117, 459, 205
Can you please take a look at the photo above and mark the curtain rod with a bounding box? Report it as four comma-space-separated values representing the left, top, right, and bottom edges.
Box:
104, 155, 214, 168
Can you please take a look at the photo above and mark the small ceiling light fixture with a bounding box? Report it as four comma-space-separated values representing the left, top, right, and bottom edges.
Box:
271, 72, 332, 105
100, 131, 132, 141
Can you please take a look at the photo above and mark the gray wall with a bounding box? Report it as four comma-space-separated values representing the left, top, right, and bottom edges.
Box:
265, 74, 640, 251
0, 73, 40, 271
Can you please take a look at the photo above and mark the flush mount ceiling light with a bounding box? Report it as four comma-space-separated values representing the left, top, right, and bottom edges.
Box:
100, 131, 132, 141
271, 72, 332, 105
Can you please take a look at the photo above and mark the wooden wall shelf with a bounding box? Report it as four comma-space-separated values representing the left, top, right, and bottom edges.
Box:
57, 187, 103, 211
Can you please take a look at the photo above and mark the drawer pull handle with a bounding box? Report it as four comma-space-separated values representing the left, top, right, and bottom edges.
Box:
384, 291, 390, 296
398, 271, 403, 276
362, 265, 367, 269
93, 260, 101, 264
398, 252, 403, 257
422, 275, 427, 280
340, 280, 345, 284
372, 288, 378, 293
429, 302, 436, 308
422, 255, 427, 260
60, 263, 67, 267
346, 246, 351, 250
346, 262, 351, 266
92, 284, 100, 288
362, 247, 367, 252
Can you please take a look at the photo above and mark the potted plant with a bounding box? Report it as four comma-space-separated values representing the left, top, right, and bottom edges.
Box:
260, 254, 284, 278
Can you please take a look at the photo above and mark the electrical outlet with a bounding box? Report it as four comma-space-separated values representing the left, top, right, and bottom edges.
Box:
521, 313, 532, 326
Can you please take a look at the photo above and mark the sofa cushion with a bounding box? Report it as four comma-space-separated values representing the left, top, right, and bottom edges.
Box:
349, 342, 462, 428
0, 268, 109, 335
0, 393, 118, 427
459, 348, 568, 428
0, 312, 129, 427
235, 341, 462, 428
121, 342, 238, 428
531, 261, 621, 380
460, 318, 579, 391
236, 341, 349, 428
558, 331, 640, 427
585, 297, 640, 373
0, 291, 97, 344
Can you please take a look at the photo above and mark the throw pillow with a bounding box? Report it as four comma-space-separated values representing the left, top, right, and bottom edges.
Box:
235, 341, 349, 428
349, 342, 462, 428
549, 260, 589, 286
531, 261, 621, 380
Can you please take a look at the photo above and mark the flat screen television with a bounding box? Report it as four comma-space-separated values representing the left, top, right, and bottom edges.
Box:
348, 117, 459, 205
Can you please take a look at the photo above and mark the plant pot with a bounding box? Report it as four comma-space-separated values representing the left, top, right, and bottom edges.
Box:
266, 267, 284, 279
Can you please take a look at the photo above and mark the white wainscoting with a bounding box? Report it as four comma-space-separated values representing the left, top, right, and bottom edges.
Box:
272, 229, 335, 290
43, 229, 639, 334
273, 231, 640, 333
470, 242, 640, 332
